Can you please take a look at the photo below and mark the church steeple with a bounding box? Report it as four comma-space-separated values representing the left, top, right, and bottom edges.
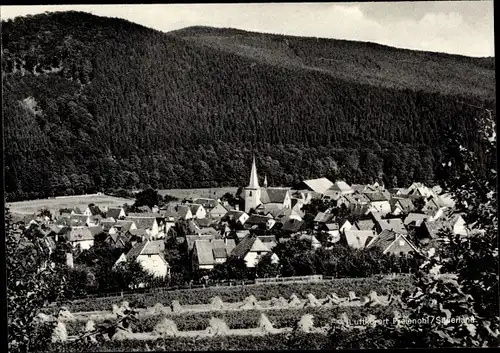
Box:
248, 154, 260, 188
263, 174, 268, 188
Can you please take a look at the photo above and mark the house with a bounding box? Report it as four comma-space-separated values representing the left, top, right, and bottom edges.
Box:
406, 182, 436, 198
194, 217, 216, 228
109, 220, 137, 235
313, 212, 335, 228
298, 233, 322, 249
68, 214, 89, 226
137, 205, 152, 213
106, 207, 126, 220
344, 193, 370, 206
366, 230, 420, 255
372, 214, 408, 235
193, 198, 219, 210
349, 203, 371, 218
339, 219, 353, 233
186, 235, 216, 253
221, 210, 249, 225
188, 204, 207, 219
390, 198, 415, 215
404, 213, 431, 229
88, 225, 104, 238
197, 227, 221, 237
68, 227, 94, 250
365, 192, 391, 216
191, 239, 236, 270
161, 203, 193, 221
354, 219, 376, 231
87, 214, 103, 227
209, 203, 228, 219
125, 216, 159, 239
101, 219, 117, 232
242, 156, 292, 212
422, 197, 444, 215
104, 233, 131, 249
245, 214, 276, 230
324, 180, 355, 200
230, 234, 279, 268
343, 229, 377, 249
295, 177, 334, 195
257, 235, 278, 251
115, 240, 169, 278
281, 218, 305, 235
388, 188, 408, 196
83, 205, 102, 217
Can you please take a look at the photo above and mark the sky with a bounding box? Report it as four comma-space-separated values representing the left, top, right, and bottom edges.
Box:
0, 1, 495, 57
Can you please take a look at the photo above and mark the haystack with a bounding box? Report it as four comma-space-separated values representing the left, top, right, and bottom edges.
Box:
348, 291, 359, 301
112, 304, 125, 317
205, 318, 231, 336
210, 296, 224, 310
259, 313, 277, 333
147, 303, 171, 315
337, 312, 350, 330
365, 314, 378, 328
112, 328, 133, 341
368, 290, 390, 306
322, 293, 341, 307
120, 301, 131, 312
85, 320, 96, 332
51, 321, 68, 343
296, 314, 315, 333
58, 307, 75, 321
288, 293, 302, 307
36, 312, 56, 323
304, 293, 322, 307
154, 318, 179, 337
239, 295, 261, 310
171, 300, 183, 313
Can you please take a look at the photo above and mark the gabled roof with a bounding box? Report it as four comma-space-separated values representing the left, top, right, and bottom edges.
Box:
209, 203, 228, 216
87, 205, 102, 215
260, 188, 290, 204
187, 235, 214, 251
231, 234, 270, 258
344, 230, 376, 249
222, 210, 246, 221
101, 220, 116, 232
195, 217, 215, 228
106, 207, 124, 220
328, 180, 353, 193
314, 212, 334, 223
391, 198, 415, 212
125, 216, 156, 230
281, 218, 304, 233
351, 184, 368, 193
367, 230, 420, 254
68, 227, 94, 242
194, 239, 235, 265
375, 217, 407, 234
189, 204, 204, 214
404, 213, 431, 227
246, 214, 272, 225
344, 193, 370, 204
88, 226, 103, 236
365, 192, 390, 202
355, 219, 376, 231
114, 220, 136, 232
198, 227, 220, 237
125, 240, 165, 261
193, 198, 219, 209
349, 203, 371, 217
212, 247, 227, 259
301, 178, 334, 194
422, 220, 453, 239
177, 205, 192, 218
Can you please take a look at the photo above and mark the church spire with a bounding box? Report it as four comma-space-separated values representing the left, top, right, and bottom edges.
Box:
248, 154, 260, 188
263, 174, 268, 188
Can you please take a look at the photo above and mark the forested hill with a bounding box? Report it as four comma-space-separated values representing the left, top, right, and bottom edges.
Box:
2, 11, 496, 201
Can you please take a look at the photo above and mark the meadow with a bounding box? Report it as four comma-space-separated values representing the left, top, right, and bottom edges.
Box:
157, 187, 239, 201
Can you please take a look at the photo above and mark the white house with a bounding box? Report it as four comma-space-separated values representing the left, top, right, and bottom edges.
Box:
324, 180, 355, 200
191, 239, 236, 270
230, 234, 279, 268
68, 227, 94, 250
365, 192, 392, 216
83, 205, 102, 217
125, 216, 159, 239
115, 240, 170, 278
189, 204, 207, 219
222, 210, 249, 225
209, 203, 228, 219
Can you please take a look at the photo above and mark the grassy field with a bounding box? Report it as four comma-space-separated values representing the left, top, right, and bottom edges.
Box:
158, 187, 239, 200
6, 194, 134, 215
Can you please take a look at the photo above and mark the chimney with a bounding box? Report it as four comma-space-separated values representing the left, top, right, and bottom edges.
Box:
66, 253, 74, 268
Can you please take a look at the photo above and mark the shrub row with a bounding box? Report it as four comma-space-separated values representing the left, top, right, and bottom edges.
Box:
43, 327, 416, 352
64, 305, 399, 335
65, 276, 414, 312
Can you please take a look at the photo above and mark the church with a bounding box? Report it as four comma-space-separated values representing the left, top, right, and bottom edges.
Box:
240, 156, 292, 213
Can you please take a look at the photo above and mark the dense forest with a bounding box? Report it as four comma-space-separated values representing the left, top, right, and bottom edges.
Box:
2, 11, 496, 201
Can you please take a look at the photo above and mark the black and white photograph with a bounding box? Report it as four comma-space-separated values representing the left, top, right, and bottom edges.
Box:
2, 1, 497, 351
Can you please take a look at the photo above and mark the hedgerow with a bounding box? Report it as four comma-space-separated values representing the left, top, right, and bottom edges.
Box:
65, 276, 414, 312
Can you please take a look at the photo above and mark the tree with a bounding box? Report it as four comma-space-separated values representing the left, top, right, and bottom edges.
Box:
132, 188, 160, 210
112, 259, 154, 290
210, 257, 249, 281
255, 252, 279, 278
6, 207, 68, 352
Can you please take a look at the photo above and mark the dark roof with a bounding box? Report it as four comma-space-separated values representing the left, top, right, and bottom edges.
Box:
212, 247, 227, 259
101, 220, 116, 231
193, 198, 219, 209
125, 216, 156, 230
260, 188, 290, 204
114, 220, 136, 232
231, 234, 269, 258
365, 192, 389, 202
88, 226, 103, 236
188, 204, 204, 214
366, 230, 398, 251
281, 218, 305, 233
314, 212, 334, 223
349, 203, 371, 217
195, 217, 215, 228
222, 210, 246, 221
246, 214, 272, 225
423, 220, 453, 239
87, 205, 102, 215
106, 207, 124, 220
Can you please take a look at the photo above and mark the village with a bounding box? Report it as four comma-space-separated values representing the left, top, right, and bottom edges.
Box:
10, 155, 474, 288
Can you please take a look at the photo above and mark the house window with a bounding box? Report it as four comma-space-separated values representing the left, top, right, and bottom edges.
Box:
249, 191, 252, 196
256, 251, 262, 255
399, 240, 405, 247
148, 254, 152, 258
